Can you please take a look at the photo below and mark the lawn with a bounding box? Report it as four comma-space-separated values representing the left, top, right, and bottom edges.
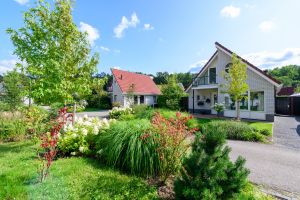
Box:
0, 141, 158, 200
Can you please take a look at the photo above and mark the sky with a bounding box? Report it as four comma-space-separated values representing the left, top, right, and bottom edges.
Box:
1, 0, 300, 75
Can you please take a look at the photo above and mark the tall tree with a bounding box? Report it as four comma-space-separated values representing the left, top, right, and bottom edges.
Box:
2, 70, 28, 110
267, 65, 300, 87
222, 54, 249, 121
7, 0, 99, 105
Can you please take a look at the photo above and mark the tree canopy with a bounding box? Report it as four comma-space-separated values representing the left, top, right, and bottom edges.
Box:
267, 65, 300, 87
7, 0, 99, 104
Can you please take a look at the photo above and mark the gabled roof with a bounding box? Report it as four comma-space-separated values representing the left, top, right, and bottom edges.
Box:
111, 68, 161, 95
215, 42, 281, 85
186, 42, 281, 92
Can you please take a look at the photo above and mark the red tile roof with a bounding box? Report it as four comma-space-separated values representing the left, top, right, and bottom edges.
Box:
277, 87, 295, 96
111, 68, 161, 95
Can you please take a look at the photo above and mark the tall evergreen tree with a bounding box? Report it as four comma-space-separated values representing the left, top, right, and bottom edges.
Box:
174, 127, 249, 200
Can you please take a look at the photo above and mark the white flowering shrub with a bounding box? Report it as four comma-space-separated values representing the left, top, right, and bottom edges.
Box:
58, 115, 115, 156
109, 107, 133, 119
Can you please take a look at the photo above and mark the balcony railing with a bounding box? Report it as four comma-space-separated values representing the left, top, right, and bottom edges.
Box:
192, 75, 217, 86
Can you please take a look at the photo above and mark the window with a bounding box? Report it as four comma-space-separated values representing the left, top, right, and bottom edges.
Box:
225, 63, 232, 73
240, 93, 248, 110
153, 96, 157, 104
209, 68, 216, 84
197, 95, 200, 101
224, 95, 235, 110
140, 95, 144, 104
134, 96, 138, 104
114, 95, 117, 102
250, 91, 264, 111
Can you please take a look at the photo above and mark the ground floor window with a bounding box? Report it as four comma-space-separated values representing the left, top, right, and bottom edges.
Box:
153, 96, 157, 104
224, 95, 235, 110
240, 93, 248, 110
140, 95, 144, 104
250, 91, 264, 111
114, 95, 117, 102
134, 96, 138, 104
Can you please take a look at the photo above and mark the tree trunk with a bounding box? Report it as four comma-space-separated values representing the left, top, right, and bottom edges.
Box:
72, 102, 76, 125
236, 101, 240, 121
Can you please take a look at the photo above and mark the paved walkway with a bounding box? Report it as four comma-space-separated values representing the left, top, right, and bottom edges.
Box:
273, 116, 300, 150
75, 110, 109, 119
228, 140, 300, 196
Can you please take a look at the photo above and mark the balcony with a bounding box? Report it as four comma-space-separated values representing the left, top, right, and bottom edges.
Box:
192, 74, 217, 86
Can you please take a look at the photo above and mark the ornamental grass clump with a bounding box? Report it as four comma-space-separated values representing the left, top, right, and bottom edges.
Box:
96, 119, 160, 177
58, 115, 115, 156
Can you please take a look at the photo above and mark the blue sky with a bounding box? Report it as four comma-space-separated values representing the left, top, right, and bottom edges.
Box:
1, 0, 300, 74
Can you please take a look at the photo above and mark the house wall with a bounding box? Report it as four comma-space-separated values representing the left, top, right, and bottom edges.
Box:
188, 49, 276, 121
112, 76, 125, 106
188, 89, 217, 113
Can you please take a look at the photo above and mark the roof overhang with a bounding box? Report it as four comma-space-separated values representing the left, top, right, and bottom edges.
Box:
191, 84, 218, 90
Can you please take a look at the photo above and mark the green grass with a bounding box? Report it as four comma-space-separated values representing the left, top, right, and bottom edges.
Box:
0, 141, 158, 200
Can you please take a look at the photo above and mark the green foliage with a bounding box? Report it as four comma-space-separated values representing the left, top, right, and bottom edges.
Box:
86, 76, 111, 109
158, 75, 187, 110
153, 71, 193, 89
0, 102, 10, 111
174, 129, 249, 200
96, 119, 161, 177
267, 65, 300, 87
2, 70, 27, 110
112, 102, 121, 108
7, 0, 98, 104
0, 112, 27, 142
203, 120, 266, 142
0, 141, 158, 199
109, 107, 133, 119
222, 54, 249, 120
259, 129, 271, 136
58, 117, 113, 156
212, 103, 225, 114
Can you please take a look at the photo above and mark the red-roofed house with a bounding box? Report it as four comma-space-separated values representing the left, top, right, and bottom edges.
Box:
111, 68, 161, 107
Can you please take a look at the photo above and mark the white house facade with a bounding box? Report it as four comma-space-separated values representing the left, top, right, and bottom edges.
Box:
186, 42, 281, 122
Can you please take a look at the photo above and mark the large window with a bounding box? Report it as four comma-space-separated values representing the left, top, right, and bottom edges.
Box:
224, 95, 235, 110
250, 91, 264, 111
240, 93, 248, 110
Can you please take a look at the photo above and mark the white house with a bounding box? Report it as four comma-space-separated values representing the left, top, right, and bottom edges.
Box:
111, 68, 161, 107
186, 42, 282, 122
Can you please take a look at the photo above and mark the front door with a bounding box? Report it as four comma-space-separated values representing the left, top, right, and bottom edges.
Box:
211, 92, 218, 114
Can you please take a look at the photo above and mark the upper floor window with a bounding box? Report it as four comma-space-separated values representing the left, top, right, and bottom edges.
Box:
225, 63, 232, 73
209, 68, 216, 84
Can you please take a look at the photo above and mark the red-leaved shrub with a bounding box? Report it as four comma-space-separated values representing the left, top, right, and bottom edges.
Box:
38, 107, 73, 182
141, 112, 198, 181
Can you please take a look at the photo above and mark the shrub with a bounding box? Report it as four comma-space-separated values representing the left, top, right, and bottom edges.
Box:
146, 112, 199, 181
96, 119, 160, 177
0, 102, 10, 111
58, 115, 114, 156
203, 120, 265, 142
259, 128, 271, 136
212, 103, 225, 116
0, 111, 27, 141
109, 107, 133, 119
112, 102, 121, 108
87, 94, 111, 109
174, 128, 249, 200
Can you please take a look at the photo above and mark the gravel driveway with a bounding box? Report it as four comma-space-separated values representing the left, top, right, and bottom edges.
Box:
228, 140, 300, 197
273, 116, 300, 150
75, 110, 109, 119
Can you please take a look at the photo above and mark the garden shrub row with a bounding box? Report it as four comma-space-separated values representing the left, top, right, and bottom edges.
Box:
202, 120, 269, 142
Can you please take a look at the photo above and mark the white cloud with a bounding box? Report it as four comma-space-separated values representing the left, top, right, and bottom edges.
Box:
188, 60, 207, 73
114, 12, 140, 38
14, 0, 29, 5
100, 46, 110, 52
259, 20, 276, 33
220, 5, 240, 18
143, 24, 154, 31
0, 59, 17, 74
79, 22, 100, 45
114, 49, 121, 54
243, 48, 300, 69
111, 66, 121, 70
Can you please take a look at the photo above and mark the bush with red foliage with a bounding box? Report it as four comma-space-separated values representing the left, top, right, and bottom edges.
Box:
38, 107, 73, 182
142, 112, 198, 181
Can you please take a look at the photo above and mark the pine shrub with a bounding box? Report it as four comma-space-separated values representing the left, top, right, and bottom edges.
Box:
174, 127, 249, 200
